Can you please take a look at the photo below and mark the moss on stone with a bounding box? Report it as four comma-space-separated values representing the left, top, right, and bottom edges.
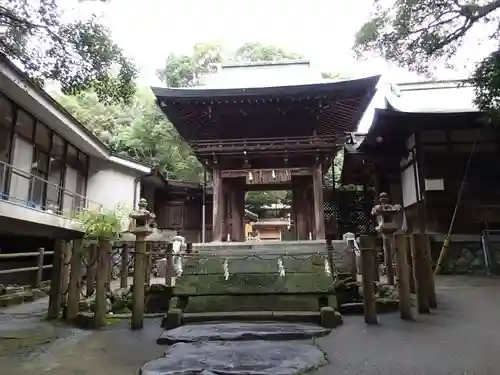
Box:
162, 308, 183, 329
22, 291, 35, 302
320, 307, 342, 328
0, 292, 25, 307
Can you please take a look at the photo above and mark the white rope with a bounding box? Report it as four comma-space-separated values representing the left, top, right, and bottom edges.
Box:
277, 258, 286, 276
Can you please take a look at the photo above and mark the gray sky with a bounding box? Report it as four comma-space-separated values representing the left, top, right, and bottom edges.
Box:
68, 0, 495, 87
74, 0, 430, 85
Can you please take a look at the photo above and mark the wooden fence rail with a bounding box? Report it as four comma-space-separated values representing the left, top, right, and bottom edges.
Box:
0, 248, 53, 287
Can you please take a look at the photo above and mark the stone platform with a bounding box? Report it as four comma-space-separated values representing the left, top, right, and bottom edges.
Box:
165, 240, 350, 326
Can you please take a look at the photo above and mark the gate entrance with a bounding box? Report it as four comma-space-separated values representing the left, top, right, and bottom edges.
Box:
153, 76, 380, 242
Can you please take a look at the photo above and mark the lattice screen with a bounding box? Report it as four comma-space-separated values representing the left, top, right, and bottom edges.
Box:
323, 187, 375, 236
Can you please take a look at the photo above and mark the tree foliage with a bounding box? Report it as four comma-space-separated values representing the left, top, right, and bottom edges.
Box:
58, 88, 203, 181
1, 0, 137, 104
354, 0, 500, 112
157, 41, 304, 87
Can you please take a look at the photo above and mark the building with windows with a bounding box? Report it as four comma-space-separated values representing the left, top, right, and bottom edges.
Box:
0, 55, 152, 284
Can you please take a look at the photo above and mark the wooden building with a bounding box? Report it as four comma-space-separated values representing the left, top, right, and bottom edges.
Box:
141, 169, 257, 243
152, 77, 379, 242
251, 218, 291, 241
342, 105, 500, 235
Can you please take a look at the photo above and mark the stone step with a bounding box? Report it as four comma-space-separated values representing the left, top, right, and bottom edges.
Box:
157, 320, 329, 345
181, 310, 321, 325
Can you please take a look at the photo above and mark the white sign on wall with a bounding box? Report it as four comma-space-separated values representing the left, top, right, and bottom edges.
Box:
424, 179, 444, 191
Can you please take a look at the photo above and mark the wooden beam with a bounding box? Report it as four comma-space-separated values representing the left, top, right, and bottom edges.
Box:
212, 168, 224, 242
221, 168, 312, 178
231, 179, 245, 242
312, 165, 326, 240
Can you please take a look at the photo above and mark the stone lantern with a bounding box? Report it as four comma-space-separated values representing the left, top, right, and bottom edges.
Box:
371, 192, 401, 285
129, 198, 155, 330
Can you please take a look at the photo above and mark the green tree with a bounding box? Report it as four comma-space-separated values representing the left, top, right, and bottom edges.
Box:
58, 89, 203, 181
1, 0, 136, 104
354, 0, 500, 113
157, 41, 304, 87
234, 42, 303, 62
156, 42, 224, 87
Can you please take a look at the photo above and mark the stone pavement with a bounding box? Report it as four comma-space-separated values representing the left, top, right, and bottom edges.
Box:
1, 275, 500, 375
314, 275, 500, 375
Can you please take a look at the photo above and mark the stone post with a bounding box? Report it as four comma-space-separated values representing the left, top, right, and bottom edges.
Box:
371, 192, 401, 285
129, 198, 154, 330
359, 235, 377, 325
343, 232, 358, 280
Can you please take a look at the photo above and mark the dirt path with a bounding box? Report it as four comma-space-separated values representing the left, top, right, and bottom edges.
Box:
2, 275, 500, 375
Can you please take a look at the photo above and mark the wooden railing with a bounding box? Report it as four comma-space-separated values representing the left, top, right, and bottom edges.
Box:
0, 248, 53, 287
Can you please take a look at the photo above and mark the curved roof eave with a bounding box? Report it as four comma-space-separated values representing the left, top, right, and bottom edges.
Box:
151, 75, 381, 101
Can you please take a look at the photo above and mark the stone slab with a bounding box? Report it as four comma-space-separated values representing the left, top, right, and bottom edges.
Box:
182, 255, 327, 275
157, 321, 330, 345
175, 272, 334, 295
141, 340, 327, 375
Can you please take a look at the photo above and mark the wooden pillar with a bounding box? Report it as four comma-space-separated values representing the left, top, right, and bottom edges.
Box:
305, 183, 315, 239
86, 243, 97, 297
66, 239, 83, 322
359, 235, 377, 324
34, 247, 45, 288
94, 240, 111, 328
410, 233, 431, 314
294, 183, 308, 240
394, 234, 413, 320
231, 180, 245, 242
312, 165, 325, 240
212, 168, 224, 242
47, 239, 65, 320
423, 236, 437, 308
61, 240, 72, 305
373, 237, 380, 282
120, 243, 129, 288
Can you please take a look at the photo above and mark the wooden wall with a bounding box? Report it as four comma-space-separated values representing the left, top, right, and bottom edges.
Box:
154, 187, 213, 243
414, 127, 500, 234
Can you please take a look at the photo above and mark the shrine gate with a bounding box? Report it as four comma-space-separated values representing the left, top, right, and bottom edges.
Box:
152, 77, 379, 242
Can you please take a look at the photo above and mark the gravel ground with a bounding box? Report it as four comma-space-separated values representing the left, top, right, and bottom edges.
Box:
1, 275, 500, 375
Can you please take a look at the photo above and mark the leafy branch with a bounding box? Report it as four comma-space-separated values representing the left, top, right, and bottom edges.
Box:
73, 205, 128, 241
0, 0, 137, 104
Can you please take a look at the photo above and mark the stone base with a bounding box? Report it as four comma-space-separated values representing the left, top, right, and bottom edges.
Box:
338, 298, 400, 315
320, 306, 343, 328
161, 308, 183, 330
0, 288, 48, 308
